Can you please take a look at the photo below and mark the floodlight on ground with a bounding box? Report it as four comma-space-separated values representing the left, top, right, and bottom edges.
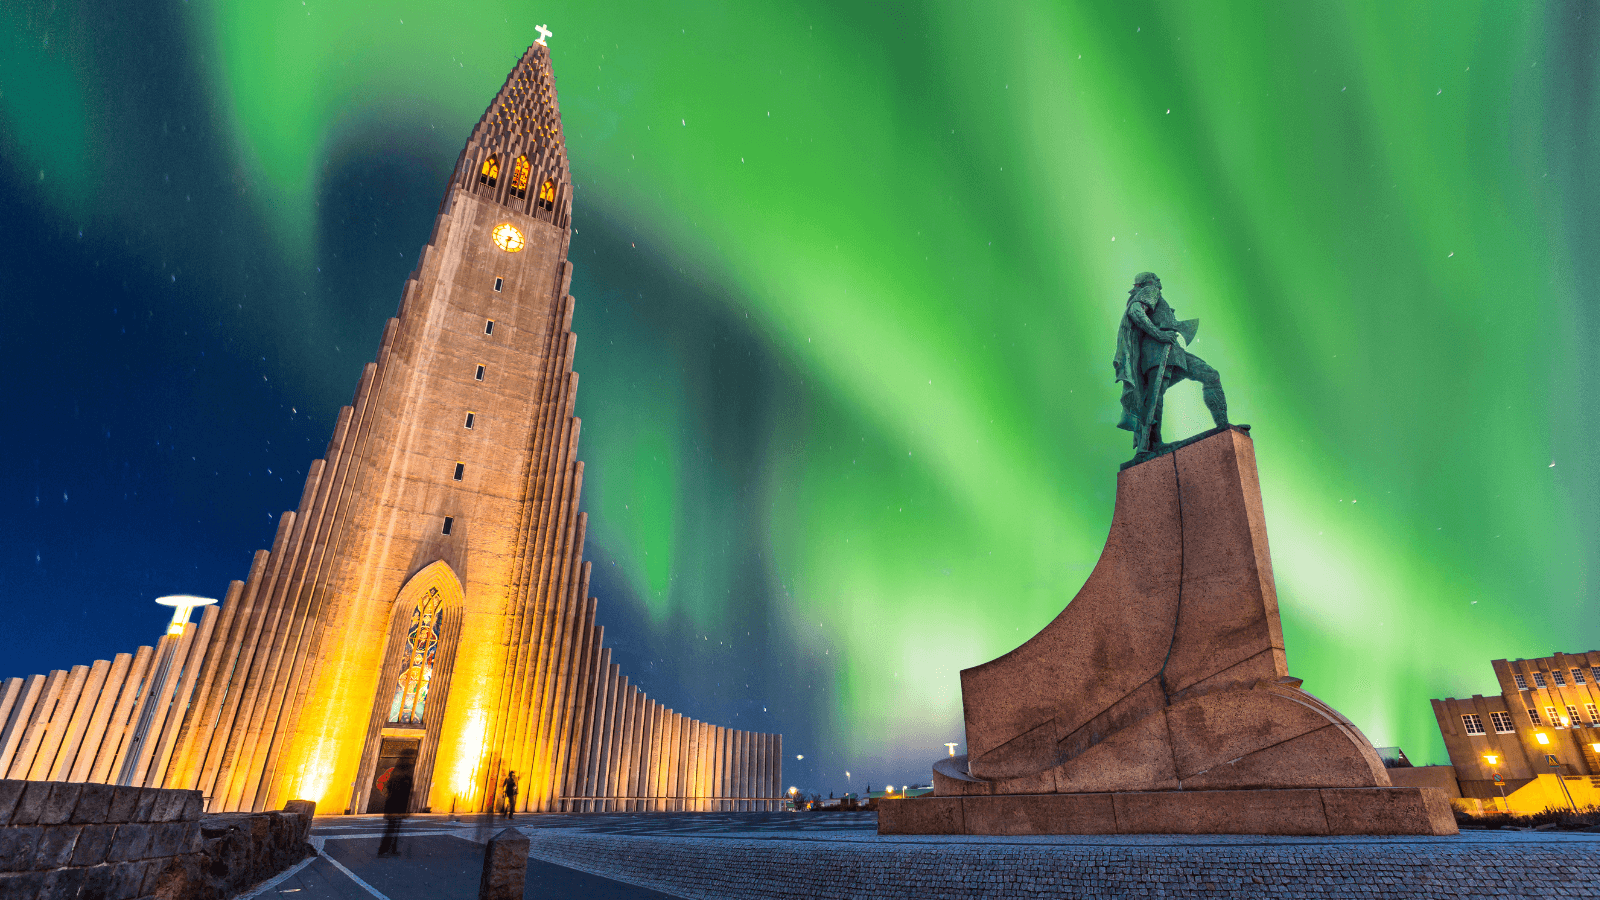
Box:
155, 595, 218, 635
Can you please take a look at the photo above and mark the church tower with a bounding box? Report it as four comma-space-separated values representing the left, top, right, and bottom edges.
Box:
0, 42, 781, 815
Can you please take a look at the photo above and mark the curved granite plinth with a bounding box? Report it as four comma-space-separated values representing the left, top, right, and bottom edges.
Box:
894, 427, 1449, 835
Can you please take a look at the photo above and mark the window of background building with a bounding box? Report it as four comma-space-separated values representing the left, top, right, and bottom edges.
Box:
464, 412, 475, 429
1461, 714, 1486, 735
1553, 669, 1568, 686
1587, 703, 1599, 725
1591, 666, 1600, 682
485, 320, 495, 335
1546, 705, 1562, 727
475, 365, 485, 381
1490, 711, 1515, 733
1514, 673, 1529, 690
1529, 707, 1544, 725
1575, 668, 1589, 685
453, 463, 464, 481
1533, 672, 1549, 688
442, 516, 454, 535
494, 277, 504, 292
1568, 705, 1582, 728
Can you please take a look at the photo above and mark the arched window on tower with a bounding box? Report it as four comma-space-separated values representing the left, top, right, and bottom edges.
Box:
537, 180, 555, 211
388, 587, 444, 725
479, 156, 499, 188
510, 157, 531, 200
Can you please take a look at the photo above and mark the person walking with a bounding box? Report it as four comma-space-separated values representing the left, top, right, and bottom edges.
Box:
378, 749, 415, 857
502, 770, 519, 820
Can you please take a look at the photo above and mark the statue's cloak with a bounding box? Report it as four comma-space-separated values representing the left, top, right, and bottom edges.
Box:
1113, 288, 1196, 432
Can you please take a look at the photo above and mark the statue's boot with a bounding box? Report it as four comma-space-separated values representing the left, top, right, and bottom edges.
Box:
942, 428, 1391, 797
1203, 384, 1229, 428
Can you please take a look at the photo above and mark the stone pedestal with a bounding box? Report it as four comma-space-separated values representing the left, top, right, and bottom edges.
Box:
479, 827, 529, 900
880, 427, 1456, 836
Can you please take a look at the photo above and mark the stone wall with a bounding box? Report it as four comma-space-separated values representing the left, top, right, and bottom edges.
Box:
0, 779, 312, 899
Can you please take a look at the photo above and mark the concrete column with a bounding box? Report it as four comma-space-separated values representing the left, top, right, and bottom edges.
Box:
712, 727, 725, 811
49, 659, 109, 781
643, 702, 661, 809
735, 730, 748, 810
763, 733, 773, 810
628, 691, 647, 810
618, 688, 639, 811
602, 668, 623, 810
68, 654, 131, 783
97, 646, 155, 787
583, 655, 615, 811
691, 721, 706, 811
667, 713, 684, 810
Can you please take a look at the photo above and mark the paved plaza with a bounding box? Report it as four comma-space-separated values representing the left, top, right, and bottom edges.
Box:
237, 811, 1600, 899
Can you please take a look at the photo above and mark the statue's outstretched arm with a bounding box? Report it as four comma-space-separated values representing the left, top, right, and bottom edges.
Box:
1127, 303, 1174, 342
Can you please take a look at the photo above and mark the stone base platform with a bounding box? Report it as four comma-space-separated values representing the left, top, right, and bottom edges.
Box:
878, 787, 1457, 836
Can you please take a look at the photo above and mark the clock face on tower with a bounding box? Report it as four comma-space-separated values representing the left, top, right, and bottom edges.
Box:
491, 223, 525, 252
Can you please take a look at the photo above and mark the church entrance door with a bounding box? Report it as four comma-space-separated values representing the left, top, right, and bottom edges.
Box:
366, 736, 422, 814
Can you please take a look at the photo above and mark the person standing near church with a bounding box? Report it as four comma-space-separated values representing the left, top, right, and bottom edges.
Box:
378, 749, 415, 857
502, 770, 519, 819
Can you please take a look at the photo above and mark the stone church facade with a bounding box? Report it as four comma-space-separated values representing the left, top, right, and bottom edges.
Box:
0, 43, 783, 816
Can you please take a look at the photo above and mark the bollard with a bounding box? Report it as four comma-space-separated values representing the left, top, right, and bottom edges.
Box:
479, 827, 530, 900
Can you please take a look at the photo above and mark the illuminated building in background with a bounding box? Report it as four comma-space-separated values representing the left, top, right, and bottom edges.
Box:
1428, 650, 1600, 813
0, 42, 781, 816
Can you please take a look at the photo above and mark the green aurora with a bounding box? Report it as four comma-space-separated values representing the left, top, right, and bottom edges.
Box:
4, 1, 1598, 790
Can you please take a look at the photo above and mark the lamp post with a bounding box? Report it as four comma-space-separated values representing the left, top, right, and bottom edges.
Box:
117, 595, 218, 786
155, 594, 217, 636
1482, 753, 1506, 812
1548, 752, 1578, 812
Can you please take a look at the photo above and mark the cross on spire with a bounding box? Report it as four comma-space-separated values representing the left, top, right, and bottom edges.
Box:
535, 24, 553, 45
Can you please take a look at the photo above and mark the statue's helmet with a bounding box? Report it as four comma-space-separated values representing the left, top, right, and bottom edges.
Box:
1133, 272, 1160, 287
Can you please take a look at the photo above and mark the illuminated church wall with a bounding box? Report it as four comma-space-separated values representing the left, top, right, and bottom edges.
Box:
0, 42, 781, 816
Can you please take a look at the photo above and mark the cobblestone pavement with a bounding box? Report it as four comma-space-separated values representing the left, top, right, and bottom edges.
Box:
236, 816, 676, 900
254, 813, 1600, 899
503, 812, 1600, 899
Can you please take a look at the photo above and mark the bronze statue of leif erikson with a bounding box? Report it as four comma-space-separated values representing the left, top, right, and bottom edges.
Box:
1113, 272, 1230, 454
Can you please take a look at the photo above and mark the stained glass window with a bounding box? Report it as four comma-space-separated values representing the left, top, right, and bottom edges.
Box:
389, 587, 444, 725
510, 157, 531, 199
479, 156, 499, 187
537, 180, 555, 210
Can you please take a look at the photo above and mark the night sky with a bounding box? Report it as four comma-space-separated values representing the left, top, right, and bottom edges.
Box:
3, 2, 1598, 799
